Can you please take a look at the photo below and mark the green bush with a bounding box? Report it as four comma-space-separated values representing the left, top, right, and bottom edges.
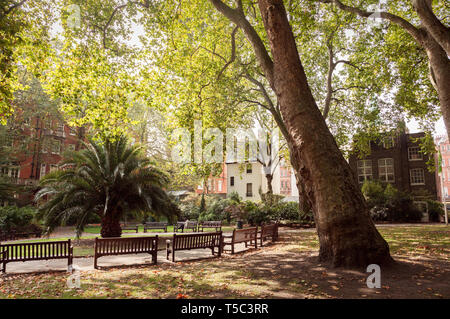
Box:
363, 180, 426, 222
0, 205, 42, 233
200, 197, 232, 222
427, 200, 444, 222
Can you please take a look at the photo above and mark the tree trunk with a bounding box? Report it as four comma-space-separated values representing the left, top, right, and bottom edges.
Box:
101, 209, 122, 238
422, 35, 450, 142
265, 173, 273, 194
257, 0, 392, 268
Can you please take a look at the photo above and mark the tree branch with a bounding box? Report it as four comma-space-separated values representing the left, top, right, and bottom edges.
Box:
317, 0, 427, 44
412, 0, 450, 56
217, 26, 239, 80
208, 0, 274, 84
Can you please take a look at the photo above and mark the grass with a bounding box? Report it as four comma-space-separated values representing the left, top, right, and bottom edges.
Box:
0, 224, 448, 299
82, 225, 235, 234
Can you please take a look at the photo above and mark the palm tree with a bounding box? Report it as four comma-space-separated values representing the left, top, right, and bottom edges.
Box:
35, 136, 180, 238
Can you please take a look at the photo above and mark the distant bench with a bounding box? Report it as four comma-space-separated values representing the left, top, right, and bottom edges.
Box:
121, 224, 139, 233
198, 221, 222, 232
94, 236, 158, 269
0, 239, 73, 273
223, 227, 258, 254
166, 232, 222, 262
144, 222, 168, 233
0, 230, 42, 241
174, 221, 198, 233
258, 224, 279, 247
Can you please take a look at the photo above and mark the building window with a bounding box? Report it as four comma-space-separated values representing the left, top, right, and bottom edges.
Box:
10, 167, 19, 179
410, 168, 425, 185
67, 144, 76, 152
246, 163, 252, 174
445, 187, 448, 197
383, 136, 394, 149
40, 164, 47, 178
51, 139, 61, 154
246, 183, 253, 197
408, 147, 423, 161
357, 160, 372, 183
218, 180, 223, 192
50, 164, 58, 173
0, 166, 8, 176
69, 127, 77, 136
230, 176, 234, 186
448, 168, 450, 182
378, 158, 395, 182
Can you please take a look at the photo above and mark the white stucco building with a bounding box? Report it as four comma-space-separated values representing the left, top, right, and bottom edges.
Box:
226, 160, 299, 202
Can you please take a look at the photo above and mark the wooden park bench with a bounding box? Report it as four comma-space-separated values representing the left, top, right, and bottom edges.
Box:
198, 221, 222, 232
166, 232, 222, 262
174, 221, 198, 233
121, 223, 139, 233
94, 236, 158, 269
143, 222, 168, 233
257, 223, 279, 247
0, 239, 73, 273
222, 227, 258, 254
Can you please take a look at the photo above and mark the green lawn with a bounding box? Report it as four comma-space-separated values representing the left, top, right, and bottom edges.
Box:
0, 225, 448, 299
82, 225, 235, 234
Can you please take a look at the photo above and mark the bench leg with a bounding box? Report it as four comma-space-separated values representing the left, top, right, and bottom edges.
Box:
2, 262, 5, 273
153, 251, 157, 265
172, 250, 175, 263
68, 256, 73, 272
94, 256, 98, 269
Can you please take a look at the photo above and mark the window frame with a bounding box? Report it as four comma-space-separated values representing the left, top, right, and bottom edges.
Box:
410, 168, 425, 186
408, 147, 423, 161
357, 160, 373, 183
378, 158, 395, 183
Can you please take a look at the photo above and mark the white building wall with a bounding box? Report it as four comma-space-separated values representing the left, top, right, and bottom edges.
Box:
226, 162, 267, 202
226, 161, 299, 202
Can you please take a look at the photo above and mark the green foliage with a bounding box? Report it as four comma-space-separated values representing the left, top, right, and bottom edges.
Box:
362, 180, 424, 222
35, 136, 180, 237
227, 191, 242, 203
0, 205, 41, 233
199, 197, 232, 223
426, 200, 444, 222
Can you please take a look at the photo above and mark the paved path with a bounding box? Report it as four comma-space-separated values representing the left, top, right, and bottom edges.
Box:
1, 242, 251, 274
2, 223, 444, 275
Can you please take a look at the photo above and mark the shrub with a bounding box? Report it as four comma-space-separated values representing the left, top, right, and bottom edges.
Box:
200, 197, 232, 222
427, 200, 444, 222
362, 180, 427, 222
0, 206, 42, 233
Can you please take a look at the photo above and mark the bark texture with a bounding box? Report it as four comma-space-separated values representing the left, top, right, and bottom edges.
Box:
257, 0, 392, 267
101, 209, 122, 238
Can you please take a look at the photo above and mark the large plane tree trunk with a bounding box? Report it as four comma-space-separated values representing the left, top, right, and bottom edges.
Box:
257, 0, 392, 267
210, 0, 392, 267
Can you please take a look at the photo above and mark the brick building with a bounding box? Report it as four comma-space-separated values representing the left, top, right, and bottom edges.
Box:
348, 132, 438, 214
434, 135, 450, 203
195, 163, 228, 197
1, 115, 82, 205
